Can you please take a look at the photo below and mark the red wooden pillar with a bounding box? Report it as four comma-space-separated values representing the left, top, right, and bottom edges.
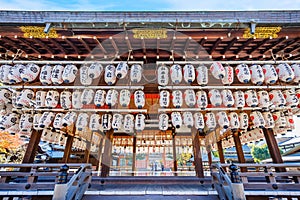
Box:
217, 140, 225, 164
22, 130, 42, 164
192, 128, 204, 178
232, 131, 247, 172
132, 135, 137, 176
100, 129, 114, 177
172, 131, 178, 176
263, 128, 286, 172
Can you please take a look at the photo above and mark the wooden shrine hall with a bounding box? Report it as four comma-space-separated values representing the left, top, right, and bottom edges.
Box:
0, 10, 300, 181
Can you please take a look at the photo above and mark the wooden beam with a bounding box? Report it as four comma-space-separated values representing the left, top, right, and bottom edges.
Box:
132, 135, 137, 176
262, 128, 286, 172
221, 37, 237, 55
1, 37, 23, 52
18, 37, 42, 54
22, 130, 42, 164
94, 37, 108, 54
234, 39, 254, 54
156, 38, 160, 54
65, 38, 80, 54
79, 38, 92, 53
141, 38, 146, 54
169, 36, 176, 51
34, 38, 55, 54
172, 132, 178, 175
217, 140, 225, 163
194, 37, 207, 55
233, 131, 247, 172
62, 134, 74, 163
209, 37, 222, 55
192, 128, 204, 178
183, 37, 191, 52
100, 129, 114, 177
260, 37, 286, 54
50, 38, 67, 54
286, 44, 300, 54
247, 38, 269, 54
273, 37, 300, 54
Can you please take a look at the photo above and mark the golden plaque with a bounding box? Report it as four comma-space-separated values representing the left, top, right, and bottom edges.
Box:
132, 29, 167, 39
20, 26, 58, 38
243, 27, 282, 39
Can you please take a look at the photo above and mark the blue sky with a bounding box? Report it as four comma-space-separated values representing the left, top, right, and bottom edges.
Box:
1, 0, 300, 11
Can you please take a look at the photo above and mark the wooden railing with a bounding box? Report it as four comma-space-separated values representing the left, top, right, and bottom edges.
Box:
211, 163, 300, 200
0, 163, 92, 200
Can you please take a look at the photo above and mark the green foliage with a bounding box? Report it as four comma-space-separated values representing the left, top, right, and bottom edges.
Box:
251, 144, 270, 163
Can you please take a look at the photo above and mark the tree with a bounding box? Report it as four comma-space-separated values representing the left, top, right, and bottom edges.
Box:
0, 131, 24, 163
250, 144, 283, 163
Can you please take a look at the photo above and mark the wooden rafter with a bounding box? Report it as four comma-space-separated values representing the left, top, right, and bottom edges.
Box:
272, 38, 300, 54
94, 37, 108, 54
18, 38, 42, 54
285, 44, 300, 54
49, 38, 67, 54
34, 38, 55, 54
141, 38, 146, 54
234, 39, 254, 54
65, 38, 80, 54
79, 38, 92, 53
247, 38, 269, 54
194, 37, 207, 55
209, 37, 222, 55
260, 37, 286, 54
183, 37, 191, 52
1, 37, 24, 52
221, 37, 237, 55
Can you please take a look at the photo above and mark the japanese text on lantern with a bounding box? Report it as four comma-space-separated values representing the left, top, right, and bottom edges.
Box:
20, 26, 58, 38
243, 27, 281, 39
133, 29, 167, 39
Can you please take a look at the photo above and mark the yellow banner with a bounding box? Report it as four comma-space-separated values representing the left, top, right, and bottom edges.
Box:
20, 26, 58, 38
132, 29, 167, 39
243, 27, 281, 39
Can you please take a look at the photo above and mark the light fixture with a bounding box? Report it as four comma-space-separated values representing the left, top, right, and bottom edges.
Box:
51, 55, 54, 58
91, 55, 94, 59
222, 55, 226, 59
250, 21, 256, 34
236, 36, 240, 40
25, 55, 28, 58
64, 55, 68, 59
78, 55, 81, 59
286, 36, 289, 39
14, 35, 18, 38
130, 55, 133, 59
249, 55, 252, 58
43, 22, 52, 34
236, 55, 239, 59
262, 55, 266, 58
38, 55, 41, 58
143, 55, 146, 59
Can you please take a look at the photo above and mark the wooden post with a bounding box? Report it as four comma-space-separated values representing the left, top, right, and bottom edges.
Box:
100, 129, 114, 177
263, 128, 286, 172
96, 138, 104, 171
62, 134, 74, 163
132, 135, 137, 176
192, 128, 204, 178
232, 131, 247, 172
22, 130, 42, 164
217, 140, 225, 163
83, 132, 93, 163
172, 131, 178, 176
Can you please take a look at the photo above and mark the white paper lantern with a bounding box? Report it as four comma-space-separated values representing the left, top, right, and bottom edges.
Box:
233, 90, 245, 109
62, 111, 77, 127
221, 89, 234, 107
157, 65, 169, 86
45, 90, 59, 108
39, 112, 55, 128
51, 64, 64, 85
0, 64, 11, 84
172, 90, 183, 108
205, 112, 217, 130
76, 113, 89, 131
104, 64, 116, 85
183, 64, 195, 83
94, 90, 106, 107
159, 113, 169, 131
262, 64, 278, 84
216, 111, 230, 129
285, 112, 295, 131
238, 112, 248, 130
182, 112, 193, 128
102, 114, 112, 131
283, 89, 298, 108
170, 64, 182, 84
222, 66, 234, 85
58, 133, 67, 146
0, 89, 11, 106
53, 113, 64, 130
72, 90, 83, 109
269, 90, 286, 107
276, 63, 294, 82
7, 124, 20, 135
272, 111, 286, 128
88, 62, 103, 79
115, 62, 129, 79
106, 89, 118, 107
80, 65, 93, 86
89, 114, 101, 131
171, 112, 182, 129
16, 89, 34, 107
33, 113, 43, 130
210, 62, 225, 80
196, 90, 208, 109
22, 63, 40, 82
130, 64, 142, 83
228, 112, 240, 130
123, 114, 134, 133
194, 112, 205, 131
262, 111, 275, 129
81, 88, 95, 105
249, 64, 264, 85
112, 113, 123, 131
184, 89, 196, 107
62, 64, 78, 83
196, 65, 208, 86
257, 91, 270, 109
245, 90, 259, 107
39, 65, 53, 85
119, 89, 131, 107
160, 90, 170, 108
8, 64, 24, 84
208, 89, 222, 107
0, 113, 19, 130
19, 113, 33, 132
11, 91, 21, 109
291, 63, 300, 83
134, 90, 145, 109
60, 91, 72, 109
35, 91, 47, 108
250, 111, 265, 128
135, 114, 146, 132
235, 64, 251, 83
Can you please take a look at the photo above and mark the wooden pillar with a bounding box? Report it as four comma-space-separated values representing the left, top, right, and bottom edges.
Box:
192, 129, 204, 178
83, 132, 93, 163
96, 138, 104, 171
217, 140, 225, 163
207, 148, 212, 167
62, 134, 74, 163
233, 131, 247, 172
22, 130, 42, 164
263, 128, 286, 172
172, 132, 178, 175
132, 135, 137, 176
100, 129, 114, 177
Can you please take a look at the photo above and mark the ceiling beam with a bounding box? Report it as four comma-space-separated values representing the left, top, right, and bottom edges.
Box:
259, 37, 286, 54
234, 39, 254, 55
208, 37, 222, 55
272, 37, 300, 54
79, 38, 92, 53
141, 38, 146, 54
49, 38, 67, 54
194, 37, 207, 55
247, 38, 269, 54
94, 37, 108, 54
221, 37, 237, 55
64, 38, 80, 55
169, 36, 176, 51
18, 37, 42, 54
34, 38, 55, 54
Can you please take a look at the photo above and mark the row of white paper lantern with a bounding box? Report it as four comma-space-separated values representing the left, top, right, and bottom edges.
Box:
0, 88, 145, 109
0, 112, 147, 135
158, 110, 294, 131
0, 62, 143, 85
158, 62, 300, 86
